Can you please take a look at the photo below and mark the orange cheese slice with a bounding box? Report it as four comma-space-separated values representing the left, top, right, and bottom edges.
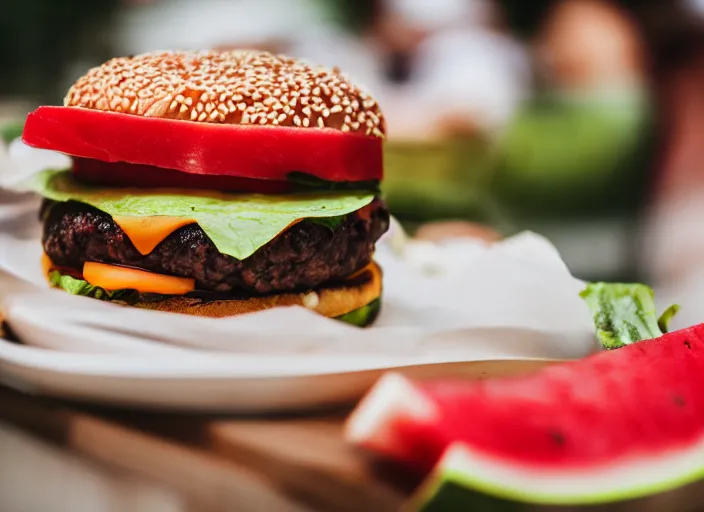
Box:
83, 262, 195, 295
112, 216, 197, 255
41, 252, 54, 277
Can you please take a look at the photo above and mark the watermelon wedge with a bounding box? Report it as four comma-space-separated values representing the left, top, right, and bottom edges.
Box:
345, 323, 704, 507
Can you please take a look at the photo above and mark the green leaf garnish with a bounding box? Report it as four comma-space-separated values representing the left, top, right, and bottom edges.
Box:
658, 304, 680, 334
580, 282, 680, 350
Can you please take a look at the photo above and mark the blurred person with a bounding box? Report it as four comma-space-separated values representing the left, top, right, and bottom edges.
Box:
534, 0, 646, 91
115, 0, 531, 141
638, 1, 704, 294
343, 0, 531, 140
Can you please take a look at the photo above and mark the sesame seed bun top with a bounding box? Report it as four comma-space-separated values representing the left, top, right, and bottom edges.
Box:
64, 50, 385, 138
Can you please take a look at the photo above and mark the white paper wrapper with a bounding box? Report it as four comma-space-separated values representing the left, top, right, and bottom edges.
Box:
0, 203, 598, 363
0, 144, 599, 366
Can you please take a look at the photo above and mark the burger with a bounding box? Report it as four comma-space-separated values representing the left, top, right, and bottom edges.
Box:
21, 50, 389, 326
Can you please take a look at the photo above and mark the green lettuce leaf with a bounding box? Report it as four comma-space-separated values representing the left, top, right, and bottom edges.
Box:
580, 282, 680, 350
335, 298, 381, 327
27, 170, 375, 260
49, 270, 140, 303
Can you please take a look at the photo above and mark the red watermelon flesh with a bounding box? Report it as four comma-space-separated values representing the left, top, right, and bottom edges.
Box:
346, 323, 704, 477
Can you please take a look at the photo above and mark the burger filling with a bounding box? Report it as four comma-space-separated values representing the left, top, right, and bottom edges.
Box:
41, 198, 389, 294
20, 50, 390, 326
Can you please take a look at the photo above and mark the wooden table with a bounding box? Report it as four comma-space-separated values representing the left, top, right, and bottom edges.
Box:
0, 384, 415, 512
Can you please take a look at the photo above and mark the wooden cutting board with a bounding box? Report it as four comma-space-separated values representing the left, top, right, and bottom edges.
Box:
0, 384, 412, 512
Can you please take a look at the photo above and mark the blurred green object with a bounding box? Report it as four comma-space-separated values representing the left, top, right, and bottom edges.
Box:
382, 89, 652, 234
315, 0, 376, 33
1, 121, 24, 145
382, 137, 501, 230
491, 90, 652, 220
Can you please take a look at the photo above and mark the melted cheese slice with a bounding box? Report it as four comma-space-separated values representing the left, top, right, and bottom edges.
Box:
112, 216, 197, 255
41, 252, 53, 276
83, 262, 195, 295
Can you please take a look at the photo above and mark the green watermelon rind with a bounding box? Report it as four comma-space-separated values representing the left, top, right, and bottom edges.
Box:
408, 441, 704, 510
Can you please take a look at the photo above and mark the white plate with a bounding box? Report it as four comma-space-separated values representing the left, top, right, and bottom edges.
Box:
0, 178, 598, 412
0, 337, 560, 412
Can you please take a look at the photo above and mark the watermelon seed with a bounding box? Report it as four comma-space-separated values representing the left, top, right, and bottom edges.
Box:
550, 431, 566, 446
684, 340, 692, 349
673, 395, 686, 407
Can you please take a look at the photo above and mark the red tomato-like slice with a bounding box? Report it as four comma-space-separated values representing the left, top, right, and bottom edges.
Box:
22, 106, 383, 183
72, 158, 294, 193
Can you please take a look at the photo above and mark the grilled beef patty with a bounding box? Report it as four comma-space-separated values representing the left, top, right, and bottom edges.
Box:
42, 199, 389, 294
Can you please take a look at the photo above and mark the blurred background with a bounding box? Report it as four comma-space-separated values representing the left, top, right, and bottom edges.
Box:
1, 0, 703, 287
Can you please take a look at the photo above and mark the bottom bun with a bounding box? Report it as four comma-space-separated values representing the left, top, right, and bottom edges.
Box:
45, 255, 383, 326
130, 262, 382, 325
